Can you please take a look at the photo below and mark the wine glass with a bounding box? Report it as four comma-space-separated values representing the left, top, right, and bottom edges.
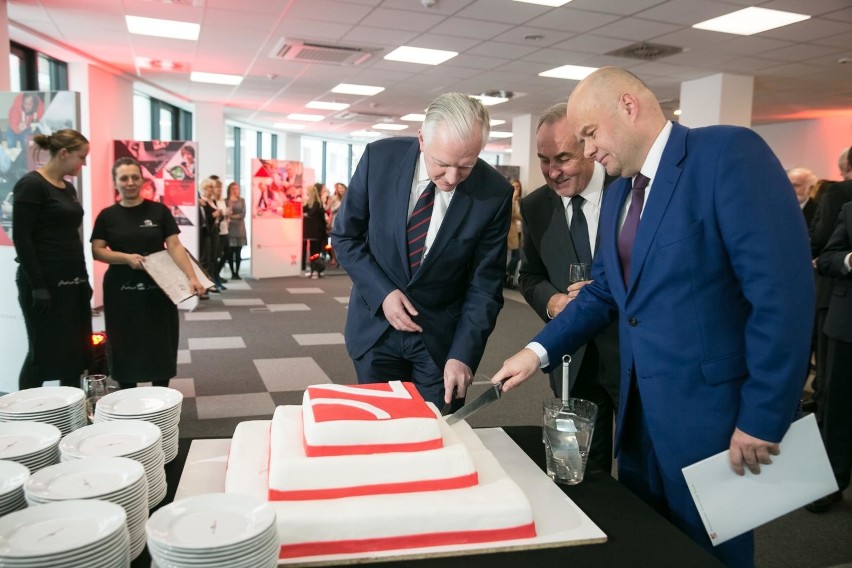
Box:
568, 263, 590, 285
81, 374, 108, 423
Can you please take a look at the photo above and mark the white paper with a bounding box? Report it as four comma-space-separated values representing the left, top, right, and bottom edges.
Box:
142, 250, 214, 305
682, 413, 838, 545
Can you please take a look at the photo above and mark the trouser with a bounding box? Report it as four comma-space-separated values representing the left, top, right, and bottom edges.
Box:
821, 335, 852, 492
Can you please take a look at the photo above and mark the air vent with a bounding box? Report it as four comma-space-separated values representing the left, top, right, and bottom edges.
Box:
334, 111, 395, 122
606, 42, 683, 61
271, 39, 373, 66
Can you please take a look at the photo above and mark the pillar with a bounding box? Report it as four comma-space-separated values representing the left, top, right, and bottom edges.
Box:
679, 73, 754, 128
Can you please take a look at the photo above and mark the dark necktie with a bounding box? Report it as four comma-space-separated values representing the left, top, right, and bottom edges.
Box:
617, 173, 650, 285
569, 195, 592, 265
407, 182, 435, 271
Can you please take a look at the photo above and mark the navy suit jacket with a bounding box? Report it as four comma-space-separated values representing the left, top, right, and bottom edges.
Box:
331, 136, 512, 372
533, 122, 814, 475
818, 201, 852, 342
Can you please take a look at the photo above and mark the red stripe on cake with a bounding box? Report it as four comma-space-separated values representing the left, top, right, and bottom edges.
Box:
269, 472, 478, 501
308, 382, 436, 421
278, 523, 537, 559
303, 436, 443, 457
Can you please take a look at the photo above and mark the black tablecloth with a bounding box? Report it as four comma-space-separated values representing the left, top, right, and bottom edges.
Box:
134, 426, 723, 568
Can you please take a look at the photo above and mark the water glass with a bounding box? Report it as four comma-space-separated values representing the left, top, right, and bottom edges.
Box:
543, 398, 598, 485
81, 374, 108, 422
568, 263, 590, 284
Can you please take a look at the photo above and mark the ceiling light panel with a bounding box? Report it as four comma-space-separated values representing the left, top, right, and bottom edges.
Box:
331, 83, 385, 96
287, 113, 326, 122
384, 46, 458, 65
692, 8, 810, 36
372, 123, 407, 131
471, 94, 510, 106
306, 101, 350, 111
401, 113, 426, 122
190, 72, 242, 85
489, 131, 513, 138
539, 64, 598, 80
351, 130, 381, 138
126, 15, 200, 40
513, 0, 572, 6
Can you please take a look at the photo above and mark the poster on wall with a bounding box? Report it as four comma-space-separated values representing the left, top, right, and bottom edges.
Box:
250, 158, 303, 278
0, 91, 81, 246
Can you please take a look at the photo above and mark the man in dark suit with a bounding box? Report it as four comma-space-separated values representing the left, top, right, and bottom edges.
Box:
811, 201, 852, 513
518, 102, 619, 473
788, 168, 817, 228
493, 68, 813, 568
331, 93, 512, 410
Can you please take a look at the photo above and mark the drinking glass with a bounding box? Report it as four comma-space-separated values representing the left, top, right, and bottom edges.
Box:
81, 374, 108, 423
568, 263, 590, 285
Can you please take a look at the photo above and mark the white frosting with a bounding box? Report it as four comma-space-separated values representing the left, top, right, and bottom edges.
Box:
301, 382, 441, 451
226, 419, 535, 558
268, 405, 476, 497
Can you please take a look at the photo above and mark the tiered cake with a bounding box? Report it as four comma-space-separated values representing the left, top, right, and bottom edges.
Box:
225, 381, 536, 560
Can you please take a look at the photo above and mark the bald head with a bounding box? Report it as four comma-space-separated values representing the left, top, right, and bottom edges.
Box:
787, 168, 815, 204
566, 67, 667, 178
839, 147, 851, 180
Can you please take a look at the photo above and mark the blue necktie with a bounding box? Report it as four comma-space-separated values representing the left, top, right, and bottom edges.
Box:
407, 182, 435, 271
570, 195, 592, 265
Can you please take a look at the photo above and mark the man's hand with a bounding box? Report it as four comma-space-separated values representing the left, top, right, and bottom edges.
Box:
547, 281, 592, 318
443, 359, 473, 404
729, 427, 780, 475
31, 288, 52, 314
381, 289, 422, 332
490, 348, 541, 393
126, 253, 145, 270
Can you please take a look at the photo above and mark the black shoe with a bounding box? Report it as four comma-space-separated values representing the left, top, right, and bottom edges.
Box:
800, 399, 817, 413
805, 491, 843, 513
232, 274, 242, 280
219, 276, 229, 283
209, 287, 220, 294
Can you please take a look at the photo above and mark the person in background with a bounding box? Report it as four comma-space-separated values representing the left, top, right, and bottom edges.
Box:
787, 168, 818, 228
226, 182, 247, 280
492, 68, 813, 568
303, 182, 327, 279
505, 179, 523, 289
178, 145, 195, 181
328, 183, 347, 267
213, 179, 231, 286
91, 157, 206, 390
12, 129, 92, 389
7, 92, 43, 149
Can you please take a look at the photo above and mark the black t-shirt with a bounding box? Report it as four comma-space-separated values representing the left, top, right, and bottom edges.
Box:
91, 200, 180, 255
12, 171, 85, 288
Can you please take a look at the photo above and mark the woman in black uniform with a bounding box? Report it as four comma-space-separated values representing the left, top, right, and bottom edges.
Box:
91, 157, 206, 389
13, 129, 92, 389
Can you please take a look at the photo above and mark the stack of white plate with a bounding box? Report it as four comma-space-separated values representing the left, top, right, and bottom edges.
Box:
59, 420, 167, 509
0, 422, 60, 473
94, 387, 183, 463
24, 457, 149, 560
0, 499, 130, 567
146, 494, 279, 568
0, 460, 29, 516
0, 387, 87, 437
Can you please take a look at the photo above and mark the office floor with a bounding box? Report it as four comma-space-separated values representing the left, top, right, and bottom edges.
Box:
152, 269, 850, 568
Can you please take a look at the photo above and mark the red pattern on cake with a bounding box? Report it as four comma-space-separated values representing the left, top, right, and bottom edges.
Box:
307, 382, 436, 422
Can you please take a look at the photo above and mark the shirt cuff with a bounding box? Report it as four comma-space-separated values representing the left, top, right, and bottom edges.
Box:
526, 342, 549, 369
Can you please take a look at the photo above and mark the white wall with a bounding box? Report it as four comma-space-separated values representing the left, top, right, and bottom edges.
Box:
754, 114, 852, 180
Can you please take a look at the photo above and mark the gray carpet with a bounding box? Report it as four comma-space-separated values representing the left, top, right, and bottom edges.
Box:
172, 269, 852, 567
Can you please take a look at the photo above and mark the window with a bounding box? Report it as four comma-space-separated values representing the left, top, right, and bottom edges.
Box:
300, 137, 324, 184
8, 43, 67, 91
133, 93, 152, 140
325, 141, 350, 189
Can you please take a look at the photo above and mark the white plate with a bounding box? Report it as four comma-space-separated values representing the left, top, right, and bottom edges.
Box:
96, 387, 182, 417
0, 500, 126, 557
59, 421, 161, 459
146, 494, 275, 550
25, 457, 145, 501
0, 387, 84, 415
0, 461, 30, 494
0, 423, 61, 459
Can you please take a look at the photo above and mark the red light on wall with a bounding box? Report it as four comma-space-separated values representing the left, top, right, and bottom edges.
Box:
91, 332, 107, 347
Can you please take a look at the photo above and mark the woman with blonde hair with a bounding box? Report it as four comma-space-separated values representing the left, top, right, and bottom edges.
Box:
303, 182, 327, 278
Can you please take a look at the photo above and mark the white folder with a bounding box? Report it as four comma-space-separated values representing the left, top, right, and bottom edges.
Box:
681, 413, 838, 545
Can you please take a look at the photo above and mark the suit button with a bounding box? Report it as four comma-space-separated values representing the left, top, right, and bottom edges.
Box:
628, 317, 638, 327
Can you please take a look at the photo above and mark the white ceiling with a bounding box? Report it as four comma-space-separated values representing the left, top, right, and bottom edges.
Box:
7, 0, 852, 150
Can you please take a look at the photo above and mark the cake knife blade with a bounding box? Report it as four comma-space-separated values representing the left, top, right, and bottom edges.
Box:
445, 380, 506, 425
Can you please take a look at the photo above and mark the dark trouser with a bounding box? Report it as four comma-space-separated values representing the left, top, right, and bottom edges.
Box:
821, 335, 852, 492
813, 307, 829, 424
619, 378, 754, 568
216, 237, 230, 277
206, 231, 219, 278
506, 246, 521, 277
352, 328, 464, 413
229, 246, 243, 275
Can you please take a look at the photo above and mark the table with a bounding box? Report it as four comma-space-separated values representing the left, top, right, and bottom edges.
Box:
134, 426, 723, 568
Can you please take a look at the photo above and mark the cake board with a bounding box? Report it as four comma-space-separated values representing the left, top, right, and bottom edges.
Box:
175, 428, 607, 565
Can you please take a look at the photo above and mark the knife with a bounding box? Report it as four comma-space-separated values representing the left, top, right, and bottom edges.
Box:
445, 380, 507, 425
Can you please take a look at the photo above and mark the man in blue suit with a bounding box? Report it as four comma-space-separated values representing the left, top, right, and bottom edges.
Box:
492, 68, 813, 567
332, 93, 512, 410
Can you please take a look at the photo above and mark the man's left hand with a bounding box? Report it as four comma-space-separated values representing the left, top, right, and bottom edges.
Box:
444, 359, 472, 404
729, 427, 780, 475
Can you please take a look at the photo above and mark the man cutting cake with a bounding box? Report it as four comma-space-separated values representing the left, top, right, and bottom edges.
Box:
332, 93, 512, 411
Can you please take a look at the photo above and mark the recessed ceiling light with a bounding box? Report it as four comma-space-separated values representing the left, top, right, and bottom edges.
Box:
273, 123, 306, 130
401, 113, 426, 122
539, 64, 598, 80
384, 46, 458, 65
490, 119, 506, 126
471, 94, 510, 106
126, 15, 200, 40
287, 113, 325, 122
331, 83, 385, 96
351, 130, 382, 138
513, 0, 573, 6
489, 131, 513, 139
373, 123, 407, 131
306, 101, 350, 111
693, 7, 810, 35
190, 71, 242, 85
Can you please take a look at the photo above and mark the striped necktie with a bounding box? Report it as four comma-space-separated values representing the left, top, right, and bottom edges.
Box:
407, 182, 435, 271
